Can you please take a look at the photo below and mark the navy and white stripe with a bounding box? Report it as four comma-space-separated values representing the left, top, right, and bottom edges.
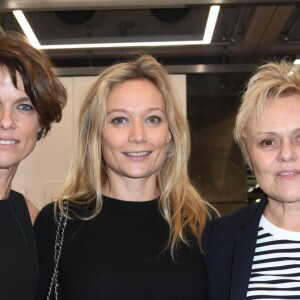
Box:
246, 215, 300, 299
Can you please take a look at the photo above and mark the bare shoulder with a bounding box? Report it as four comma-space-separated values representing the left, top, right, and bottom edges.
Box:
25, 198, 40, 225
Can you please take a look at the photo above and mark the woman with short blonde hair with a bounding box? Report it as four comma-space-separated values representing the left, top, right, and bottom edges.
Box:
204, 60, 300, 299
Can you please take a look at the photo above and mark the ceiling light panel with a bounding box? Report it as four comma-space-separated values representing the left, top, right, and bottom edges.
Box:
12, 6, 220, 50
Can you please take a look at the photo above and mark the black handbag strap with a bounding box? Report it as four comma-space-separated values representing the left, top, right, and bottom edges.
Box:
46, 200, 68, 300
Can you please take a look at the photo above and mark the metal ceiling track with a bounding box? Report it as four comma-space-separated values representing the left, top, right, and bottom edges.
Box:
1, 0, 300, 11
54, 63, 257, 76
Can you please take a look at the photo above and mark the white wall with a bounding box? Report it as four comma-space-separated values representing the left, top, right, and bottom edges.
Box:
12, 75, 186, 209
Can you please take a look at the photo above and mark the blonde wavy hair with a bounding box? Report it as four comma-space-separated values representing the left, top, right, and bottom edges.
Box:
234, 60, 300, 164
56, 54, 212, 254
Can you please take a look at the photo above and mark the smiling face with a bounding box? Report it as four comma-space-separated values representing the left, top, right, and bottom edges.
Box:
247, 94, 300, 204
0, 66, 41, 173
101, 79, 170, 186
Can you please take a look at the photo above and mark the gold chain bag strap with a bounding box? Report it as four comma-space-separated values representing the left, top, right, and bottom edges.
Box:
46, 200, 68, 300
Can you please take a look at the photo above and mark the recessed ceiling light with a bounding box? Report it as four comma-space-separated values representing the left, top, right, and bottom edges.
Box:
13, 6, 220, 50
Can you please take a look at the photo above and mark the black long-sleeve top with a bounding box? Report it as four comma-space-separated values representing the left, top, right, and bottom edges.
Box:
34, 196, 207, 299
0, 190, 38, 300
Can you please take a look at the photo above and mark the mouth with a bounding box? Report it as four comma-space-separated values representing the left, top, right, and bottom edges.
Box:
276, 170, 300, 179
124, 151, 151, 157
0, 139, 18, 145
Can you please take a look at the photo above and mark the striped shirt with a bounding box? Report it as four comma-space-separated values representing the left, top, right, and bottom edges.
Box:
246, 215, 300, 299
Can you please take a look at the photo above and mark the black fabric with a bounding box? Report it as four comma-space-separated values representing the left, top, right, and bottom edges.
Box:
202, 196, 268, 300
0, 189, 38, 300
35, 196, 207, 300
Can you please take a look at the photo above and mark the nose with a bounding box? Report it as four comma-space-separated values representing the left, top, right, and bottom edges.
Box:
277, 140, 297, 162
0, 107, 15, 130
128, 120, 147, 143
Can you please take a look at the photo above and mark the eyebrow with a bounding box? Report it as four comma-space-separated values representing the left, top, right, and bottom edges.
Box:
0, 96, 31, 103
253, 128, 300, 137
16, 97, 31, 102
106, 107, 165, 116
253, 131, 276, 137
12, 97, 32, 106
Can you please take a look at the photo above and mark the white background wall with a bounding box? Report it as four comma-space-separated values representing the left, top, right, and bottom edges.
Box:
12, 75, 186, 209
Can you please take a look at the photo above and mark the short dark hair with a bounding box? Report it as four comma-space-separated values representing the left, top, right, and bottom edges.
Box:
0, 31, 67, 139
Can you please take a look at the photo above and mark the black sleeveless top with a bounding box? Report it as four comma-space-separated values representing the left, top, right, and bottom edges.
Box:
0, 190, 38, 300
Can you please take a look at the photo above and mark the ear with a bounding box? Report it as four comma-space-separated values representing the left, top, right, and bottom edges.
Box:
243, 145, 252, 169
245, 154, 253, 172
37, 124, 43, 141
167, 132, 172, 143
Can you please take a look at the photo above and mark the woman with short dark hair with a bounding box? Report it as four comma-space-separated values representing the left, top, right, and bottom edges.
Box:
0, 31, 67, 299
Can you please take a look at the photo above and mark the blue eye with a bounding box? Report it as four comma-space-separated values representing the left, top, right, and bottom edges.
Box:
17, 104, 34, 111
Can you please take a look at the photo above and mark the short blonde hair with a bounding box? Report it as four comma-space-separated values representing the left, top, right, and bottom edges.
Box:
234, 60, 300, 162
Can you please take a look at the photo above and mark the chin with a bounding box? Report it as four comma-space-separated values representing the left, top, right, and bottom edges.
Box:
283, 196, 300, 203
276, 193, 300, 204
0, 160, 19, 170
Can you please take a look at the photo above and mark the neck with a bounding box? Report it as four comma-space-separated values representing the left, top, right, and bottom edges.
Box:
103, 177, 159, 202
0, 166, 18, 200
264, 199, 300, 231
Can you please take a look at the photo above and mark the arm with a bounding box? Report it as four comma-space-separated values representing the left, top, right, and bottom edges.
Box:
34, 203, 57, 299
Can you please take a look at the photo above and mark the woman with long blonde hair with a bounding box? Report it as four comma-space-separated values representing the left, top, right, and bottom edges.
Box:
35, 54, 212, 299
